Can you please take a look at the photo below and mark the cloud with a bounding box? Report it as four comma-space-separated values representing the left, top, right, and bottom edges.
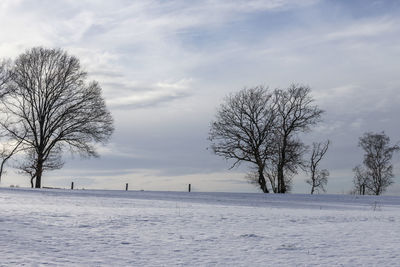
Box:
325, 18, 396, 40
106, 79, 193, 109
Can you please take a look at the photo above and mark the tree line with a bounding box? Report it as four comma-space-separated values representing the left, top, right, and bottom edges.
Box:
209, 85, 398, 195
0, 47, 398, 195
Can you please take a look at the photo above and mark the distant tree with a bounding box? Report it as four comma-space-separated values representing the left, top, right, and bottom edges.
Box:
210, 84, 324, 193
306, 140, 330, 194
209, 86, 276, 193
354, 132, 399, 195
352, 165, 368, 195
0, 47, 114, 188
272, 85, 324, 193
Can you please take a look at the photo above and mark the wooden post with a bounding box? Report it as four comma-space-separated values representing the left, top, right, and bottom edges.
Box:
188, 184, 191, 192
71, 182, 74, 190
125, 183, 128, 191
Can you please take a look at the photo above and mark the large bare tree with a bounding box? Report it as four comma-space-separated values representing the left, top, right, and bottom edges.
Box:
272, 85, 323, 193
0, 47, 114, 188
306, 140, 330, 194
209, 86, 276, 193
354, 132, 399, 195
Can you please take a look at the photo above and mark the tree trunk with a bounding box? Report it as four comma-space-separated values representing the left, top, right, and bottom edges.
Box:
269, 176, 277, 193
35, 172, 42, 188
310, 171, 315, 194
0, 161, 4, 183
376, 182, 381, 195
35, 158, 43, 188
258, 167, 269, 193
277, 163, 286, 193
30, 175, 35, 188
277, 137, 287, 193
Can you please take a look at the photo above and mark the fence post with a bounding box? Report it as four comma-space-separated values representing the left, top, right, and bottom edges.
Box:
188, 184, 191, 192
125, 183, 128, 191
71, 182, 74, 190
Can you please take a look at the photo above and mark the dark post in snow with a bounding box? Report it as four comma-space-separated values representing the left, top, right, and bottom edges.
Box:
71, 182, 74, 190
125, 183, 128, 191
188, 184, 191, 192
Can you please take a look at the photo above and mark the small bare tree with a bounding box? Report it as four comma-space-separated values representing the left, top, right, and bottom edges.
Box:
352, 165, 368, 195
306, 140, 330, 194
209, 86, 276, 193
0, 138, 24, 182
0, 47, 114, 188
355, 132, 399, 195
272, 85, 323, 193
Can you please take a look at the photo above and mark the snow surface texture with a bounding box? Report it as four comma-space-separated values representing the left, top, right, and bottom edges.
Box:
1, 188, 400, 266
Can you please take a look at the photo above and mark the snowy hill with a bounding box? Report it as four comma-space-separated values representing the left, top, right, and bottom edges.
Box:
1, 188, 399, 266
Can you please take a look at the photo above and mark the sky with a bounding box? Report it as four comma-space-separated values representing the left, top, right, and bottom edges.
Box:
0, 0, 400, 194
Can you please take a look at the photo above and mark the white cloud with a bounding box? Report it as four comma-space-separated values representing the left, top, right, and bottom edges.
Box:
106, 78, 193, 108
325, 18, 396, 40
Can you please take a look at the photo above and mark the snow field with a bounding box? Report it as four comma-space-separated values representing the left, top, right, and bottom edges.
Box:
1, 188, 400, 266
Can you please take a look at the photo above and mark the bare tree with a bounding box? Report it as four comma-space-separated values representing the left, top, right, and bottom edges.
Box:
0, 60, 22, 182
209, 86, 276, 193
0, 138, 24, 182
0, 60, 11, 94
272, 85, 323, 193
355, 132, 399, 195
268, 135, 306, 193
0, 47, 114, 188
352, 165, 368, 195
306, 140, 330, 194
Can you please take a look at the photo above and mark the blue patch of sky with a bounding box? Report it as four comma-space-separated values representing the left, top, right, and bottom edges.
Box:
176, 8, 310, 52
173, 0, 400, 53
327, 0, 400, 19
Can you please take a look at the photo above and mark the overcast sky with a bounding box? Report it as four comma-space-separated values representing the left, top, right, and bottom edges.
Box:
1, 0, 400, 194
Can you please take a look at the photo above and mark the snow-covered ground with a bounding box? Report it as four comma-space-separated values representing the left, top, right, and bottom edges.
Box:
1, 188, 400, 266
